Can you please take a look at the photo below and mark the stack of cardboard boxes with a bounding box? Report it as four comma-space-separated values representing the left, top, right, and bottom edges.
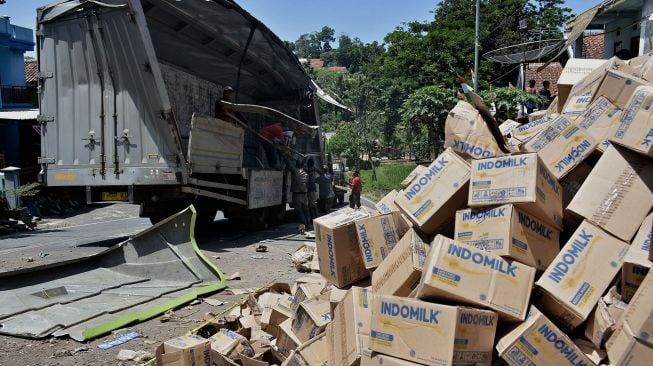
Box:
155, 54, 653, 366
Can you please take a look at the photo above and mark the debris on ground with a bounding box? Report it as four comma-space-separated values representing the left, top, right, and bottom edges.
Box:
255, 245, 268, 252
149, 57, 653, 366
203, 298, 225, 307
115, 349, 153, 362
227, 272, 241, 280
97, 331, 141, 350
72, 345, 89, 354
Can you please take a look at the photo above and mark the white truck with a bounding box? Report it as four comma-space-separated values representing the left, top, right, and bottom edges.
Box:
36, 0, 331, 226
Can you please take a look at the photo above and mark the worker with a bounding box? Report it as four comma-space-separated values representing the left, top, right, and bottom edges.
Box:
306, 158, 318, 220
259, 123, 285, 168
347, 170, 362, 209
214, 86, 234, 122
287, 158, 310, 233
316, 165, 335, 216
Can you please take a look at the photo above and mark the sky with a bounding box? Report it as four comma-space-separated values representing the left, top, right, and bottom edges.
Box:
2, 0, 592, 57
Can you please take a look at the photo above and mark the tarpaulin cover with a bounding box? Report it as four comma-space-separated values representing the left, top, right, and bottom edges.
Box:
0, 206, 226, 341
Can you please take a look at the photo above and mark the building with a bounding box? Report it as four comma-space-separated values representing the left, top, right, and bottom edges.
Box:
0, 16, 38, 181
567, 0, 653, 59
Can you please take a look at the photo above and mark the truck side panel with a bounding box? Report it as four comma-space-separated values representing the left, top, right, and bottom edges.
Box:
39, 7, 182, 186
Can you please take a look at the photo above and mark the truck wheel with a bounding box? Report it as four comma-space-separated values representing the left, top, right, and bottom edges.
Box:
269, 204, 287, 225
249, 208, 269, 230
193, 199, 219, 230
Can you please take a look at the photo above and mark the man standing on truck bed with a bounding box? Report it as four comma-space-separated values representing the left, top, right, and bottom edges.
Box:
214, 86, 234, 122
259, 123, 285, 168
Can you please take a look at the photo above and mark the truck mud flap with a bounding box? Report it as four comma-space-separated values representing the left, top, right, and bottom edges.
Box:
0, 205, 226, 341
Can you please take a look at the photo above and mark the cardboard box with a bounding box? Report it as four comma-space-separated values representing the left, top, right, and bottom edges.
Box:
209, 329, 255, 365
561, 94, 593, 120
291, 298, 332, 343
511, 114, 557, 143
371, 228, 428, 296
370, 295, 497, 366
444, 100, 506, 159
156, 335, 212, 366
584, 298, 616, 349
326, 287, 372, 366
416, 236, 535, 320
394, 148, 471, 236
277, 319, 302, 357
522, 115, 598, 180
468, 153, 564, 229
360, 352, 422, 366
576, 96, 623, 153
283, 333, 329, 366
622, 213, 653, 303
496, 306, 594, 366
499, 119, 521, 136
354, 213, 403, 269
262, 294, 294, 339
314, 208, 370, 287
535, 221, 629, 330
622, 270, 653, 347
567, 144, 653, 241
375, 189, 400, 214
610, 85, 653, 157
560, 161, 593, 210
291, 283, 324, 315
563, 57, 638, 110
556, 58, 608, 111
455, 204, 560, 271
606, 323, 653, 366
400, 165, 428, 189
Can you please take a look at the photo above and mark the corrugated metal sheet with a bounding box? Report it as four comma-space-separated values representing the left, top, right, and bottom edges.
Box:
0, 206, 226, 341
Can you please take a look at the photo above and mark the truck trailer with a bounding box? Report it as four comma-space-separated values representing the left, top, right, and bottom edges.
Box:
36, 0, 329, 226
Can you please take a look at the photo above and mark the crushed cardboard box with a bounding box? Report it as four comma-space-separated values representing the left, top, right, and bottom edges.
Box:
156, 334, 212, 366
575, 96, 622, 153
445, 100, 507, 159
622, 213, 653, 303
610, 85, 653, 157
371, 228, 428, 297
556, 58, 608, 111
326, 287, 372, 366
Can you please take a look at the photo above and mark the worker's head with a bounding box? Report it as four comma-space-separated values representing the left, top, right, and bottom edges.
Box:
543, 80, 550, 89
322, 165, 329, 172
353, 170, 360, 177
528, 79, 536, 88
307, 158, 314, 168
222, 86, 234, 101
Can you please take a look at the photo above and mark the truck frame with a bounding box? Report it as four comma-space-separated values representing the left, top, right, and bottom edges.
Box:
36, 0, 329, 225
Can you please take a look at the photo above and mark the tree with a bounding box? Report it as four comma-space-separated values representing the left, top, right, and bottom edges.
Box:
400, 85, 457, 159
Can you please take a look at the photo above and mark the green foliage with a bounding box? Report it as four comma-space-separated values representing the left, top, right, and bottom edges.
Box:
400, 85, 457, 159
479, 87, 547, 121
289, 0, 571, 162
1, 182, 41, 198
358, 164, 417, 201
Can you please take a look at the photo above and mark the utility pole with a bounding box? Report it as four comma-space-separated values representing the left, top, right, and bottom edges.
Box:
474, 0, 480, 91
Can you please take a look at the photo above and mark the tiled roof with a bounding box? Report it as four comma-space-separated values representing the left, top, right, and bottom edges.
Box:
309, 58, 324, 69
524, 62, 563, 96
582, 32, 605, 59
24, 60, 38, 83
326, 66, 347, 73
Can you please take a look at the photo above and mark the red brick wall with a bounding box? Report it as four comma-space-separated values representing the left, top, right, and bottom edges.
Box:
524, 62, 563, 96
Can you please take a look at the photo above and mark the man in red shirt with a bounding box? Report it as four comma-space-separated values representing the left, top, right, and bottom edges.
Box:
259, 123, 285, 168
348, 170, 362, 209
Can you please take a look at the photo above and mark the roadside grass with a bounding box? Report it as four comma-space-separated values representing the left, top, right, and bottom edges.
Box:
357, 163, 417, 202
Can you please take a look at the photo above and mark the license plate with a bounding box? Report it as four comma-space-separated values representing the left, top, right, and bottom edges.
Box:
101, 192, 128, 201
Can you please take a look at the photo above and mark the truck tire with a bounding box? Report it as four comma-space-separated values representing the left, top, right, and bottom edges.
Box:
192, 199, 219, 230
269, 204, 287, 225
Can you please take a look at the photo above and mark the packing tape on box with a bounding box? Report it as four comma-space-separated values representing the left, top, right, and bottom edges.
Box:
592, 165, 641, 227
